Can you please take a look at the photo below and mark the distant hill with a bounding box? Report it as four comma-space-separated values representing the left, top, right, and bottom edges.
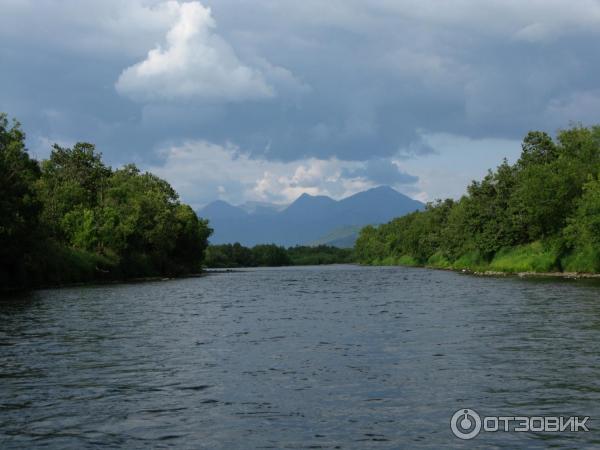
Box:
198, 185, 424, 247
309, 225, 363, 248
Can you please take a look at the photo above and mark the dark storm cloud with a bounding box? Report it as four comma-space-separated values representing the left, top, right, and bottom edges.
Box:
2, 0, 600, 203
343, 159, 419, 186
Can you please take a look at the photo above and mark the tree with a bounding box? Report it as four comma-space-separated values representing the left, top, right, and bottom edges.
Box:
0, 113, 213, 286
0, 114, 41, 285
518, 131, 558, 168
37, 142, 110, 239
252, 244, 291, 266
355, 225, 387, 263
171, 204, 212, 272
563, 176, 600, 272
352, 124, 600, 272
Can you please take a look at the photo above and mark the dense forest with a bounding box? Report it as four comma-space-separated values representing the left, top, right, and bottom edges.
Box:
355, 125, 600, 273
204, 243, 353, 268
1, 114, 212, 288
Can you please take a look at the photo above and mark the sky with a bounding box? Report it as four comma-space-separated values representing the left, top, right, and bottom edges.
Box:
2, 0, 600, 208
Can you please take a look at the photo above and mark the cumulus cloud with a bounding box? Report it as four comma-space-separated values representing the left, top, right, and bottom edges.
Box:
147, 140, 418, 208
115, 1, 274, 102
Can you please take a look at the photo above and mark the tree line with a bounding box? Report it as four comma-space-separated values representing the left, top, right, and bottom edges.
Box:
355, 125, 600, 273
6, 111, 600, 287
1, 114, 212, 288
204, 243, 353, 268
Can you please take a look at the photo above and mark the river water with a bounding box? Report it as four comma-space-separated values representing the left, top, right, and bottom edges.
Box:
1, 265, 600, 448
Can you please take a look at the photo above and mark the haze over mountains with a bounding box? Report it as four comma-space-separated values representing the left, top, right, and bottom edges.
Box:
198, 186, 424, 247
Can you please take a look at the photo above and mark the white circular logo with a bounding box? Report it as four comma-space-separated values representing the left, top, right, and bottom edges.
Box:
451, 408, 482, 440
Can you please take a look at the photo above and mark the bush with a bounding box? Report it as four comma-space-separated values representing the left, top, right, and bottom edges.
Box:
427, 252, 452, 269
488, 242, 559, 273
561, 246, 600, 273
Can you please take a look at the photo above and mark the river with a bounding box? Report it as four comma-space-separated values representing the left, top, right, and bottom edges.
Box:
1, 265, 600, 448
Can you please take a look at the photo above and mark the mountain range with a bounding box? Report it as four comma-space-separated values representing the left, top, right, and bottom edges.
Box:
198, 185, 424, 247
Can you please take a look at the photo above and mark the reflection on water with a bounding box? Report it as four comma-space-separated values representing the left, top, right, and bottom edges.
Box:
1, 265, 600, 448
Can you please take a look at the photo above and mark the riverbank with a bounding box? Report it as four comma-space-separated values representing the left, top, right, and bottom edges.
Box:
360, 237, 600, 280
366, 259, 600, 280
0, 272, 209, 293
467, 269, 600, 279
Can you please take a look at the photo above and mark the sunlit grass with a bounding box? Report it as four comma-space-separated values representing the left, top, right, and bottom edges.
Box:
561, 245, 600, 273
488, 241, 559, 273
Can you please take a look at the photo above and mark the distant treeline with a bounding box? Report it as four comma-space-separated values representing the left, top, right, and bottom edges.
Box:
355, 125, 600, 273
205, 243, 354, 268
1, 114, 212, 288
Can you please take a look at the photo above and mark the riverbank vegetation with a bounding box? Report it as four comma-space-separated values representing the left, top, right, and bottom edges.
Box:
355, 125, 600, 274
204, 243, 353, 268
9, 111, 600, 286
1, 114, 212, 288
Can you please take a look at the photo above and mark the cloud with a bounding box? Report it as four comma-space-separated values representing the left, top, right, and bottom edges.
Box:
0, 0, 179, 57
115, 1, 274, 102
400, 132, 522, 202
147, 140, 418, 208
544, 90, 600, 127
343, 159, 418, 185
4, 0, 600, 204
277, 0, 600, 41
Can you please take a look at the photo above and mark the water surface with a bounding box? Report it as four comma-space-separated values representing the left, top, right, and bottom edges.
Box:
2, 265, 600, 448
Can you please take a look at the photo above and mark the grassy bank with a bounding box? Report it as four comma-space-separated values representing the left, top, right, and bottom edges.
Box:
363, 241, 600, 277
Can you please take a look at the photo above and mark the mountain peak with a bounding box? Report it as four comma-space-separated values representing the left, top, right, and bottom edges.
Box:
286, 192, 336, 211
368, 185, 396, 193
199, 200, 247, 218
199, 186, 424, 246
343, 185, 417, 202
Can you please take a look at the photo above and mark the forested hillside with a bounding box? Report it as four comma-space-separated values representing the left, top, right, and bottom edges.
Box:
1, 114, 211, 288
355, 125, 600, 274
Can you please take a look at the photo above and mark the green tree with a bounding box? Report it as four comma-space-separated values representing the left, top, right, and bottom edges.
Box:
518, 131, 558, 168
355, 225, 387, 263
37, 142, 110, 240
563, 176, 600, 272
171, 204, 212, 272
252, 244, 291, 266
0, 114, 42, 285
353, 124, 600, 272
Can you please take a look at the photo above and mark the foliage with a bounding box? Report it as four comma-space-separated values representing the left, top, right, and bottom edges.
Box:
562, 176, 600, 272
0, 114, 212, 288
0, 114, 42, 286
252, 244, 292, 266
204, 243, 257, 268
356, 124, 600, 273
286, 245, 354, 265
488, 242, 560, 273
204, 243, 353, 268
